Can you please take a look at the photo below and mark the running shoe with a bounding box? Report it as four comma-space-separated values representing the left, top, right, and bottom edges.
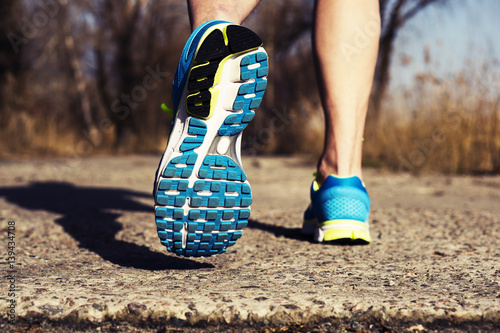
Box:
302, 175, 371, 244
153, 20, 268, 257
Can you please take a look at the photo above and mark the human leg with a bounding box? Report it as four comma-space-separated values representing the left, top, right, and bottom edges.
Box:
303, 0, 380, 244
314, 0, 380, 184
187, 0, 259, 30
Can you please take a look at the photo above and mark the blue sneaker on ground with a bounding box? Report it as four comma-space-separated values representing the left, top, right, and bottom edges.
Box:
302, 175, 371, 244
153, 21, 268, 257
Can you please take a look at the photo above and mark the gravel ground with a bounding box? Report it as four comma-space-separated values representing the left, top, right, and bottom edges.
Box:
0, 155, 498, 332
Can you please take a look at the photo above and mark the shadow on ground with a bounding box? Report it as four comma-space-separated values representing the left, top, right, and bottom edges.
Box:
247, 219, 308, 242
247, 219, 370, 246
0, 182, 213, 270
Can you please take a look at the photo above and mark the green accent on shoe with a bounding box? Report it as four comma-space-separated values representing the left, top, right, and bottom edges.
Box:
161, 103, 174, 116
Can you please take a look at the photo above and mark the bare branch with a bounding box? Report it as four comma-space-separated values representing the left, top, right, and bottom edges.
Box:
402, 0, 447, 23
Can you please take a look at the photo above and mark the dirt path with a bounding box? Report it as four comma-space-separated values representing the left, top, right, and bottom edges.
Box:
0, 156, 499, 332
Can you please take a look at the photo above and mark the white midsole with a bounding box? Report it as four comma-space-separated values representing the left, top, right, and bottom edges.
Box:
319, 222, 370, 232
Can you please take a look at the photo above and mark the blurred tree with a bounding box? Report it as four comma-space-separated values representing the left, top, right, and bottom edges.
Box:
93, 0, 187, 150
0, 0, 22, 108
373, 0, 449, 118
94, 0, 144, 149
60, 0, 96, 138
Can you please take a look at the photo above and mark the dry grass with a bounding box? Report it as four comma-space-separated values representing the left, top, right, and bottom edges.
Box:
364, 70, 500, 174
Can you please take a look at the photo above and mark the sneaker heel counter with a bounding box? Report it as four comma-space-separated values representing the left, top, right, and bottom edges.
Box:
316, 189, 370, 223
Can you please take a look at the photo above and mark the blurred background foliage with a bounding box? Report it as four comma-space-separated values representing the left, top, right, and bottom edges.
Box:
0, 0, 499, 174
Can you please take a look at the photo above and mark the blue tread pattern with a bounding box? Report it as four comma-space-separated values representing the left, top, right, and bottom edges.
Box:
155, 178, 251, 257
218, 52, 268, 136
163, 119, 207, 179
156, 47, 267, 257
199, 156, 248, 181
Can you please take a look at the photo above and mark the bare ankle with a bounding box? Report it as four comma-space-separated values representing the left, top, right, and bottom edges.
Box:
316, 159, 362, 185
316, 160, 337, 186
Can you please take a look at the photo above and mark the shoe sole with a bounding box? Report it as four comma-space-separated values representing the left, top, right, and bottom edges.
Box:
315, 220, 371, 244
154, 24, 268, 257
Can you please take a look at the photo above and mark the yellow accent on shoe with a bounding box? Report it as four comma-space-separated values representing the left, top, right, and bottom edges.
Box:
321, 220, 371, 243
191, 61, 211, 73
321, 220, 367, 228
209, 87, 220, 115
212, 48, 259, 87
323, 229, 371, 243
222, 25, 229, 45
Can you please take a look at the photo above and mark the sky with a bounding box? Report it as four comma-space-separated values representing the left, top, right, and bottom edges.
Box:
389, 0, 500, 91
